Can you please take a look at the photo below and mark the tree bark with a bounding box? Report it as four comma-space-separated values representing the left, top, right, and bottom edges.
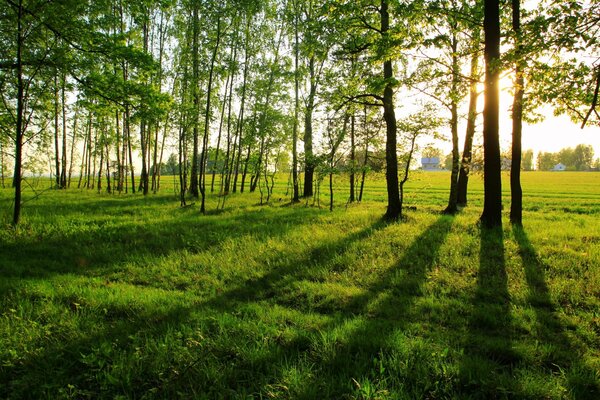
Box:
480, 0, 503, 228
381, 0, 402, 221
12, 0, 24, 225
190, 4, 200, 198
510, 0, 523, 226
444, 32, 460, 214
200, 15, 222, 213
54, 74, 61, 188
349, 113, 356, 202
457, 34, 480, 207
292, 0, 300, 203
60, 73, 68, 188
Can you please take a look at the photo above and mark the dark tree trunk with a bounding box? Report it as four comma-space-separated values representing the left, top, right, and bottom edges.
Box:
349, 114, 355, 202
457, 36, 480, 207
480, 0, 503, 228
190, 5, 200, 198
67, 108, 78, 188
292, 0, 300, 203
381, 0, 402, 221
115, 110, 122, 192
303, 56, 317, 198
510, 0, 523, 226
60, 74, 68, 188
200, 15, 222, 214
12, 0, 24, 224
231, 17, 252, 194
444, 33, 460, 215
125, 106, 135, 193
54, 75, 61, 188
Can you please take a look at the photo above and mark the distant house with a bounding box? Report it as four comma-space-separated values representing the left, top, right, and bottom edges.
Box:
421, 157, 441, 170
551, 163, 566, 171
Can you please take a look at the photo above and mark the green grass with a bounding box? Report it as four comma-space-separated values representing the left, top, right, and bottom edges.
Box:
0, 171, 599, 399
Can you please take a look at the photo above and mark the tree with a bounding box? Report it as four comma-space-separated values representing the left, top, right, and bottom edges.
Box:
510, 0, 524, 226
480, 0, 503, 228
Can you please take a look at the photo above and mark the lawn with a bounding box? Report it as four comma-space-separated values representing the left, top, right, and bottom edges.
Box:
0, 171, 599, 399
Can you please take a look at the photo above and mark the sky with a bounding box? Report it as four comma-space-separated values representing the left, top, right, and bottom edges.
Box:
424, 79, 600, 161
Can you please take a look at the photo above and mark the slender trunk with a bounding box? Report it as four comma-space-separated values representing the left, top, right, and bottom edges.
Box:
480, 0, 503, 228
349, 113, 355, 202
12, 0, 24, 225
303, 56, 317, 198
60, 74, 68, 188
222, 72, 236, 194
67, 108, 78, 188
78, 111, 91, 189
54, 75, 60, 188
444, 32, 460, 215
97, 134, 104, 192
359, 107, 370, 202
115, 110, 122, 192
125, 106, 135, 193
457, 34, 480, 207
400, 134, 417, 213
292, 0, 300, 202
510, 0, 523, 226
156, 120, 168, 193
91, 125, 98, 189
250, 136, 265, 192
381, 0, 401, 220
105, 142, 112, 194
0, 140, 5, 188
212, 74, 230, 193
241, 142, 252, 193
231, 19, 251, 193
200, 15, 222, 213
139, 19, 150, 196
190, 5, 200, 198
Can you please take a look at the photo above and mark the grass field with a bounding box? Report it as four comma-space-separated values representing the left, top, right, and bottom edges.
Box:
0, 171, 599, 399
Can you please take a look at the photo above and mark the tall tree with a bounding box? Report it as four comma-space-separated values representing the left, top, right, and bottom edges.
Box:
480, 0, 503, 228
510, 0, 523, 226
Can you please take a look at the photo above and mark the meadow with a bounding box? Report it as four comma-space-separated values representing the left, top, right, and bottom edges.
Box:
0, 171, 599, 399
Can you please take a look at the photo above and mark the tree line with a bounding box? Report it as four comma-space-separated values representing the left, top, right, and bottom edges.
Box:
1, 0, 598, 226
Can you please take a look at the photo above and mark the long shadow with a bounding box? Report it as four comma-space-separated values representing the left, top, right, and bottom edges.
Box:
458, 226, 516, 397
513, 226, 600, 399
287, 215, 455, 398
0, 210, 388, 398
0, 205, 320, 280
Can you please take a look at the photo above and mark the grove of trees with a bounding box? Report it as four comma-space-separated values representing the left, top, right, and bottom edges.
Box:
1, 0, 598, 226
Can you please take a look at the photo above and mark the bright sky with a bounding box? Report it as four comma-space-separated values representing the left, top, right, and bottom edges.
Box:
427, 79, 600, 160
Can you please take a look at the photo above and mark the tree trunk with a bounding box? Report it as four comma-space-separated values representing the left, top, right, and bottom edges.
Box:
54, 74, 61, 188
510, 0, 523, 226
381, 0, 402, 221
12, 0, 24, 225
303, 56, 317, 198
60, 74, 68, 188
105, 142, 112, 194
190, 4, 200, 198
444, 32, 460, 215
200, 15, 222, 213
125, 106, 135, 193
67, 107, 78, 188
480, 0, 503, 228
349, 113, 355, 202
457, 34, 480, 207
292, 0, 300, 202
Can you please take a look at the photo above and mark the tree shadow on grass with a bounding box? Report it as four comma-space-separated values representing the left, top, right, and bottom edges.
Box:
0, 208, 389, 399
281, 215, 456, 398
458, 226, 517, 398
1, 212, 458, 399
513, 226, 600, 399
